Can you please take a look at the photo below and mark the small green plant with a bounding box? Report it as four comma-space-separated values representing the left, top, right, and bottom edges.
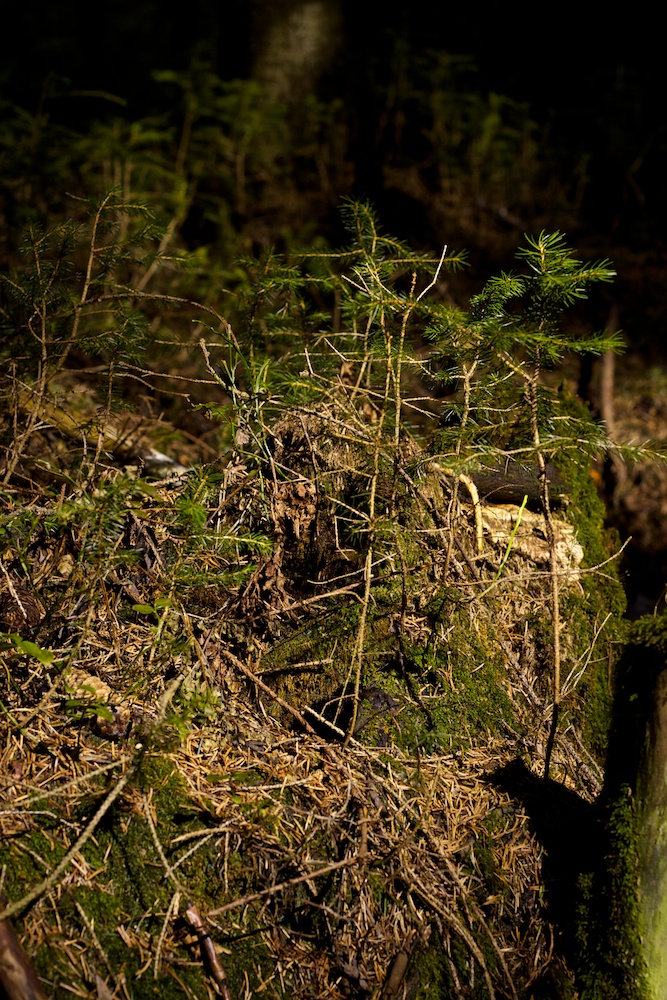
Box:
427, 229, 622, 773
198, 205, 631, 765
494, 492, 528, 580
0, 634, 54, 664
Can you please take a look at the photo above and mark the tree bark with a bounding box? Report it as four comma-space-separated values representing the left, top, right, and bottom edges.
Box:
636, 660, 667, 997
599, 632, 667, 999
249, 0, 343, 106
0, 894, 48, 1000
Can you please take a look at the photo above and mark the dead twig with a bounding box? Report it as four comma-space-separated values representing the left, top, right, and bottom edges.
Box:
221, 649, 317, 734
185, 903, 232, 999
208, 855, 362, 917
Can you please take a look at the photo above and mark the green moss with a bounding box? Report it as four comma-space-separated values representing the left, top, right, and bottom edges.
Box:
410, 940, 455, 998
1, 752, 280, 998
558, 590, 618, 763
0, 827, 66, 903
576, 788, 650, 1000
392, 613, 517, 753
630, 613, 667, 651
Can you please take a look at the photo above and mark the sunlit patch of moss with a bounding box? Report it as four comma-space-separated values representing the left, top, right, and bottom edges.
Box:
365, 612, 517, 755
1, 753, 280, 998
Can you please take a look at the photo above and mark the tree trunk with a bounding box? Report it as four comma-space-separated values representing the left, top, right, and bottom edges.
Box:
595, 630, 667, 999
636, 658, 667, 997
249, 0, 343, 106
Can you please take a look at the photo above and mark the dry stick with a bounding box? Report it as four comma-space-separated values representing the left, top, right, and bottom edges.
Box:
343, 298, 390, 747
381, 949, 410, 1000
11, 758, 131, 808
392, 243, 448, 451
136, 214, 182, 293
154, 892, 181, 983
528, 372, 561, 782
561, 611, 613, 699
442, 361, 478, 577
96, 291, 232, 342
2, 246, 54, 484
220, 650, 317, 735
4, 193, 113, 483
342, 430, 393, 746
302, 705, 345, 739
344, 542, 375, 748
184, 904, 232, 1000
207, 856, 361, 917
343, 234, 441, 743
143, 795, 187, 894
599, 303, 628, 492
599, 303, 620, 438
0, 560, 31, 625
3, 326, 49, 487
456, 473, 483, 554
449, 537, 628, 592
0, 892, 49, 1000
501, 350, 561, 780
497, 634, 604, 794
86, 358, 116, 484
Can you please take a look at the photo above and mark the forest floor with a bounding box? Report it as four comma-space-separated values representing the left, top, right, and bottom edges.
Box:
0, 300, 664, 999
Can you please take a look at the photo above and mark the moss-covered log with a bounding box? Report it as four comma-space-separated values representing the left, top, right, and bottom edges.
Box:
594, 618, 667, 1000
637, 657, 667, 996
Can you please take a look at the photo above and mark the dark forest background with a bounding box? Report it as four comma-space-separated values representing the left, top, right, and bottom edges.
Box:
2, 3, 665, 324
4, 1, 664, 604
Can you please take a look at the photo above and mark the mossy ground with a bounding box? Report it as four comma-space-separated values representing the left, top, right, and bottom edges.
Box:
0, 753, 278, 998
0, 414, 630, 997
0, 218, 641, 998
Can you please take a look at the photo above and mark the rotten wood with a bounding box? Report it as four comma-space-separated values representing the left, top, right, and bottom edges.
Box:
0, 893, 48, 1000
184, 904, 231, 1000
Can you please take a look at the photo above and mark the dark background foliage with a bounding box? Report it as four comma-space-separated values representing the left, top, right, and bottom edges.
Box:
1, 13, 666, 994
3, 3, 664, 255
2, 3, 666, 404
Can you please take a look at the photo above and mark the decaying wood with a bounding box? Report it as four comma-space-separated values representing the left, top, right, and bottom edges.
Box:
381, 949, 410, 999
0, 894, 48, 1000
471, 461, 567, 510
185, 904, 231, 999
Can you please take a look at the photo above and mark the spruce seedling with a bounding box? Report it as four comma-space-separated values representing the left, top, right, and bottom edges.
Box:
207, 217, 625, 765
428, 230, 620, 776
